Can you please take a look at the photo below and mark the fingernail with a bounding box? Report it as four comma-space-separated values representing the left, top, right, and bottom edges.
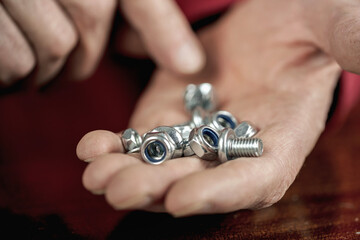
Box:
174, 39, 205, 74
114, 195, 152, 210
171, 202, 210, 218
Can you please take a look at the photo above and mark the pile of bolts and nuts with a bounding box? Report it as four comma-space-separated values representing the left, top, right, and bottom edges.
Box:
121, 83, 263, 165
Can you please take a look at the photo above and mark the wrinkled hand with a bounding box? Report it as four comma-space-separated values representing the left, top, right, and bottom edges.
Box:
0, 0, 204, 85
77, 0, 359, 216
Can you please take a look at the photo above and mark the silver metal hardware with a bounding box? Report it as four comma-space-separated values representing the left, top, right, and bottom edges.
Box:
121, 128, 142, 153
173, 124, 194, 157
218, 128, 263, 163
173, 107, 210, 157
184, 83, 216, 112
234, 121, 258, 138
141, 126, 183, 164
208, 111, 238, 131
189, 126, 220, 161
124, 83, 263, 165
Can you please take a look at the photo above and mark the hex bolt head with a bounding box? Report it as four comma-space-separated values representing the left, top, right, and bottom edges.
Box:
121, 128, 143, 153
184, 83, 217, 112
218, 128, 263, 163
173, 124, 193, 140
208, 111, 238, 131
173, 124, 194, 157
189, 126, 220, 161
173, 107, 210, 157
141, 126, 183, 164
234, 121, 258, 138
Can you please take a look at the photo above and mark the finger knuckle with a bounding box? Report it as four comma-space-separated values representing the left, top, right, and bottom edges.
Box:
44, 28, 77, 61
17, 52, 36, 77
17, 58, 36, 79
68, 0, 116, 30
0, 51, 36, 84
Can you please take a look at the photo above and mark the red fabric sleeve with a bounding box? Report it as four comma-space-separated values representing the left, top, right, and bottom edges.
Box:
176, 0, 235, 22
328, 72, 360, 129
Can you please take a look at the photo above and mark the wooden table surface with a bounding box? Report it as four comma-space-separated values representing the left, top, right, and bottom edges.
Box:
107, 103, 360, 240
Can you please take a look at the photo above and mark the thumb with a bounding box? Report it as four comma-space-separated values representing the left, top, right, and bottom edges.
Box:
304, 0, 360, 74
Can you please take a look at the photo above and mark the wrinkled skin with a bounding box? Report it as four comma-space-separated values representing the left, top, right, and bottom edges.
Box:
77, 0, 360, 217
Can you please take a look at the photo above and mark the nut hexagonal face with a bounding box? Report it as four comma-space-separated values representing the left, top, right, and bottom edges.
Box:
121, 128, 142, 153
141, 132, 175, 165
234, 121, 258, 138
210, 111, 238, 131
148, 126, 183, 152
189, 126, 219, 161
173, 124, 193, 141
173, 125, 195, 157
182, 140, 195, 157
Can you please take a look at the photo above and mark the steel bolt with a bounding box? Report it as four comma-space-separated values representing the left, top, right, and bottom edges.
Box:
218, 128, 263, 163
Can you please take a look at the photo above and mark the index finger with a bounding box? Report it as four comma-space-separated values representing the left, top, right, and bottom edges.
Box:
120, 0, 205, 75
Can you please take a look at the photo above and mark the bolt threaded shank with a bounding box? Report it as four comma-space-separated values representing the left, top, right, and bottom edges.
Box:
228, 138, 263, 158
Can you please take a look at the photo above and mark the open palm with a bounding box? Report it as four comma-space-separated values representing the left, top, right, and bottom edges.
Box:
77, 0, 359, 216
